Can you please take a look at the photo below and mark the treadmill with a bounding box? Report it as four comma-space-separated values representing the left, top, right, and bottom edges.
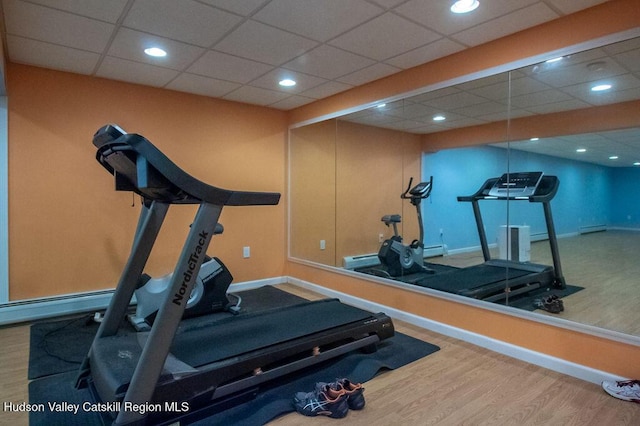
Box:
76, 124, 395, 425
412, 172, 566, 302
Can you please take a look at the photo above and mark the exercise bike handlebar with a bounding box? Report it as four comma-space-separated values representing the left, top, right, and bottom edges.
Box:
401, 176, 433, 201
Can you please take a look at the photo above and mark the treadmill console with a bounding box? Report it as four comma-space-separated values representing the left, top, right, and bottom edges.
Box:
488, 171, 543, 198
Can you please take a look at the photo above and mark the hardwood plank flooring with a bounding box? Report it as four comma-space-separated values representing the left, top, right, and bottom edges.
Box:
1, 282, 639, 425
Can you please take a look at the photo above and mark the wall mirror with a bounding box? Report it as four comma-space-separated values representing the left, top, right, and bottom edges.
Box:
289, 35, 640, 338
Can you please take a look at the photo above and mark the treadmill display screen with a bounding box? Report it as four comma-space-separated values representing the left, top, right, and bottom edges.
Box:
488, 171, 543, 197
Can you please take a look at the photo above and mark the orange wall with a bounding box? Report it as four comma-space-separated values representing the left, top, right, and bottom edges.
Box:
7, 63, 287, 300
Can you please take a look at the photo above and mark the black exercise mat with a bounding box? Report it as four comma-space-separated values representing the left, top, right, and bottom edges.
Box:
496, 284, 584, 311
29, 332, 439, 426
29, 286, 308, 380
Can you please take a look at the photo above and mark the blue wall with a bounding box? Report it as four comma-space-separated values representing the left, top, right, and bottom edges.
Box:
422, 145, 636, 251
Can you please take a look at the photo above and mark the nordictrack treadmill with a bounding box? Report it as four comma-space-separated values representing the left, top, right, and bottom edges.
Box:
453, 172, 566, 300
76, 125, 394, 425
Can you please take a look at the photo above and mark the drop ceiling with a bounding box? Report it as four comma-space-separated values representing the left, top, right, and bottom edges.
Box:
0, 0, 610, 109
2, 0, 636, 167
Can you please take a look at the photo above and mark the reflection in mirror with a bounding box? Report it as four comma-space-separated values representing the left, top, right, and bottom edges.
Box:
289, 36, 640, 337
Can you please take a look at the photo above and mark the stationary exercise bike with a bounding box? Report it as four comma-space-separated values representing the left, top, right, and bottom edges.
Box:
128, 223, 240, 331
378, 176, 434, 277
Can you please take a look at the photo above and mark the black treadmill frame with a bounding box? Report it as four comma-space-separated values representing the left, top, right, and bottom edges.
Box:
76, 125, 394, 425
457, 173, 567, 300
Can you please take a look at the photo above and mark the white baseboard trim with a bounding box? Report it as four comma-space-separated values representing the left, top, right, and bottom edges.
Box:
285, 276, 625, 385
0, 276, 288, 326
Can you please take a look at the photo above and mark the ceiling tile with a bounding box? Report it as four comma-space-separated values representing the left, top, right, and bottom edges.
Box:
329, 12, 440, 61
123, 0, 243, 47
107, 28, 205, 71
283, 45, 375, 80
198, 0, 270, 16
253, 0, 383, 42
7, 35, 100, 74
223, 85, 290, 106
396, 0, 539, 36
385, 38, 466, 69
4, 0, 114, 52
24, 0, 129, 22
165, 73, 241, 98
336, 62, 401, 86
545, 0, 609, 15
214, 20, 319, 66
96, 56, 179, 87
187, 50, 273, 84
300, 81, 354, 99
452, 3, 559, 47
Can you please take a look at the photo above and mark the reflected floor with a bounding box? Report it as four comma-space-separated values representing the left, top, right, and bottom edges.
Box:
428, 230, 640, 337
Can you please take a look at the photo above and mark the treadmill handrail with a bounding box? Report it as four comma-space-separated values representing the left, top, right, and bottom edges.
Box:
94, 124, 281, 206
457, 175, 559, 203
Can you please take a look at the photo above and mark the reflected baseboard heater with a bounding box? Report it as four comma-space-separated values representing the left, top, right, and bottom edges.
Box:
579, 224, 607, 234
343, 245, 445, 270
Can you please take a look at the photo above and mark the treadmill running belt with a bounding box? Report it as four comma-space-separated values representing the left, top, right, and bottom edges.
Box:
171, 299, 373, 367
413, 264, 530, 293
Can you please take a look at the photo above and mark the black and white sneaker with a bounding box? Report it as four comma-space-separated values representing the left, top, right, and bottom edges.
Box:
602, 379, 640, 403
293, 382, 349, 418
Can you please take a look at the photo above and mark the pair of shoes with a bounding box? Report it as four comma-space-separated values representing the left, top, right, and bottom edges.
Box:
602, 379, 640, 403
534, 294, 564, 313
293, 378, 365, 418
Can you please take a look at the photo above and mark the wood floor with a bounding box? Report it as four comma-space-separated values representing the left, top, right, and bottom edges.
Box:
429, 230, 640, 336
2, 283, 639, 425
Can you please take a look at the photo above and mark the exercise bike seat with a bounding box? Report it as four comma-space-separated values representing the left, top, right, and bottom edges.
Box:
93, 124, 281, 207
381, 214, 402, 224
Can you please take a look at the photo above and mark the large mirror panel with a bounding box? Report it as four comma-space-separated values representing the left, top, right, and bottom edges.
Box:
289, 36, 640, 337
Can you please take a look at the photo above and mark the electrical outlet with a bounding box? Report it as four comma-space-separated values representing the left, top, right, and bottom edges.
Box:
243, 246, 250, 258
320, 240, 326, 250
379, 233, 384, 242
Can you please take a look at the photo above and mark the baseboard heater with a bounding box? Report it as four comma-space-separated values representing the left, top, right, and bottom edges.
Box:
579, 224, 607, 234
343, 244, 445, 270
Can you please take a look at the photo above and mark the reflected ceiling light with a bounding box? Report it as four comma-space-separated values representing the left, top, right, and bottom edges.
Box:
376, 103, 386, 108
279, 79, 296, 87
634, 162, 640, 166
576, 148, 587, 153
609, 155, 619, 160
591, 83, 612, 92
530, 137, 539, 141
144, 47, 167, 57
433, 115, 446, 121
451, 0, 479, 14
545, 57, 563, 64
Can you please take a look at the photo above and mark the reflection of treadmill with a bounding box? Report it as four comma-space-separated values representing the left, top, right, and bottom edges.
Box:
76, 124, 394, 425
414, 172, 565, 302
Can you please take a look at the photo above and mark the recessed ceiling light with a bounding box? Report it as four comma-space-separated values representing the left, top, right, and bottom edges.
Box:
451, 0, 479, 14
609, 155, 619, 160
144, 47, 167, 57
433, 115, 446, 121
591, 83, 612, 92
576, 148, 586, 153
279, 79, 296, 87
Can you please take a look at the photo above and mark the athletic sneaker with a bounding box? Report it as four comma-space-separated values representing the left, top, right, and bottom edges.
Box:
602, 379, 640, 403
332, 378, 366, 410
293, 382, 349, 418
